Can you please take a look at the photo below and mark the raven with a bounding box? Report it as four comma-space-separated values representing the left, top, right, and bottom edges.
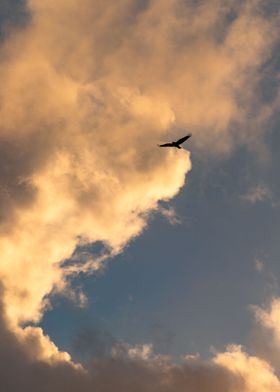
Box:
158, 134, 191, 149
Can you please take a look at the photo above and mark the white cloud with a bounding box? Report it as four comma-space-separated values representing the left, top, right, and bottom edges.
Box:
182, 353, 201, 362
241, 185, 275, 205
254, 258, 265, 273
158, 205, 181, 225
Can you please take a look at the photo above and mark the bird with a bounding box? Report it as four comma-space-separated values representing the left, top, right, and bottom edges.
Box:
158, 134, 191, 149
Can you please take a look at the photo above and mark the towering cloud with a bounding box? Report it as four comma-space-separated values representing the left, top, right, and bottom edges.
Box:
0, 0, 279, 390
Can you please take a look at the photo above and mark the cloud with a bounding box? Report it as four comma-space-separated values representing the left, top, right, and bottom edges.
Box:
215, 345, 280, 392
158, 205, 181, 225
0, 299, 279, 392
182, 353, 201, 362
246, 298, 280, 380
241, 185, 277, 206
0, 0, 194, 327
0, 0, 276, 328
254, 258, 265, 273
254, 298, 280, 347
0, 296, 246, 392
0, 0, 279, 390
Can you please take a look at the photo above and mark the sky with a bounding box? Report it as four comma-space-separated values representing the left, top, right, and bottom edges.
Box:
0, 0, 280, 391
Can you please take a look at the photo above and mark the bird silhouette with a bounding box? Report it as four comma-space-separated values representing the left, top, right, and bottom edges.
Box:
158, 134, 191, 149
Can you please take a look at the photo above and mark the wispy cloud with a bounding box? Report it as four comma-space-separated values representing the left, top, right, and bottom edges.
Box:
241, 185, 277, 206
158, 205, 181, 225
254, 258, 265, 273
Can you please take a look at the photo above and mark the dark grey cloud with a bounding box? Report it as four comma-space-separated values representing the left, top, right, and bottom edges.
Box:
0, 286, 244, 392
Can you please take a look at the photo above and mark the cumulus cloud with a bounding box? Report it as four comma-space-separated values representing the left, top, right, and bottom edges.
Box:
0, 0, 279, 390
0, 294, 224, 390
0, 0, 276, 327
0, 297, 279, 392
215, 345, 280, 392
0, 0, 194, 327
246, 298, 280, 379
254, 298, 280, 345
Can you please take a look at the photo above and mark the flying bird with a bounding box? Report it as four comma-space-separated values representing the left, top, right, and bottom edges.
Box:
158, 134, 191, 149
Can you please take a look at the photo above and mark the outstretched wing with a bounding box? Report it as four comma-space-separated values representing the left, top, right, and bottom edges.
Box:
176, 134, 192, 145
158, 143, 174, 147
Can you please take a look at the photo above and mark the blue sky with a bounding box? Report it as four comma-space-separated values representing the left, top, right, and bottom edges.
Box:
41, 123, 280, 361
